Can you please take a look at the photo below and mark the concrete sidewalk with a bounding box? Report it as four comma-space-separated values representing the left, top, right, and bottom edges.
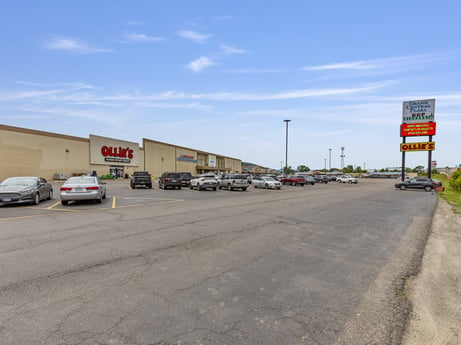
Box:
402, 198, 461, 345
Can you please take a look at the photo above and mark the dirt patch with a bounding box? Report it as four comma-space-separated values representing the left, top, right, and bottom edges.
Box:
402, 198, 461, 345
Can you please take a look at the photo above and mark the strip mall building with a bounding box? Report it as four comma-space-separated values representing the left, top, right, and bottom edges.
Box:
0, 124, 242, 181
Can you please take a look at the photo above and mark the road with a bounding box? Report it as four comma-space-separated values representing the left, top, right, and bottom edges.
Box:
0, 179, 436, 345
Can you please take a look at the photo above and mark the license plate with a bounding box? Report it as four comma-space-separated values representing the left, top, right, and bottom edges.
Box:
2, 198, 12, 202
74, 188, 83, 192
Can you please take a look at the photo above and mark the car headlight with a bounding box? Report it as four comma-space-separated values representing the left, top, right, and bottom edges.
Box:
19, 188, 34, 195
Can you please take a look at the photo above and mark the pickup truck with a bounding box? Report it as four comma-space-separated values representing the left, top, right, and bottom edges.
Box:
280, 175, 305, 186
130, 171, 152, 189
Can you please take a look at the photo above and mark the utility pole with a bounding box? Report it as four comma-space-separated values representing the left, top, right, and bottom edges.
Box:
340, 147, 345, 169
283, 119, 291, 177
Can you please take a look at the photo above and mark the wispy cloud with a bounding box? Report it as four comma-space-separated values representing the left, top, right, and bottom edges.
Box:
44, 36, 112, 54
123, 32, 165, 42
125, 21, 144, 26
187, 56, 216, 72
219, 44, 247, 55
177, 30, 212, 44
301, 53, 451, 72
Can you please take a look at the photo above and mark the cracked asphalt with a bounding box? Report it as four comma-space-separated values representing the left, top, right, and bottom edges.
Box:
0, 179, 436, 344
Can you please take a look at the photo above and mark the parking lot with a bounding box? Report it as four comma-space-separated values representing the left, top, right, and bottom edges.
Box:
0, 179, 437, 345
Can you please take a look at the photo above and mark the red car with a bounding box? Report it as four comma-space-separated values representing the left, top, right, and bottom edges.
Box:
280, 175, 305, 186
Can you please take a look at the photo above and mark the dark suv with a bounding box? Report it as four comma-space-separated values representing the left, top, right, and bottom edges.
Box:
179, 172, 192, 187
394, 177, 441, 192
158, 172, 182, 190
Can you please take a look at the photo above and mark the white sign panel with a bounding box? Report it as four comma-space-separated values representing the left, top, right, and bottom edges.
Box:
208, 155, 217, 167
90, 134, 140, 166
402, 99, 435, 124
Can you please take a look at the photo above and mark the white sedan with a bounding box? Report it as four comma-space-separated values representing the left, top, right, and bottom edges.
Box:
60, 176, 107, 205
190, 175, 218, 191
336, 175, 358, 184
252, 176, 282, 189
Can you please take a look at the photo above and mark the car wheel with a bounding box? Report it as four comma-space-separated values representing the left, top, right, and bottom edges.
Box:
190, 184, 194, 189
130, 183, 135, 189
242, 187, 247, 191
291, 181, 296, 186
348, 180, 352, 184
228, 184, 233, 191
424, 185, 432, 192
148, 184, 152, 189
103, 190, 106, 199
61, 200, 69, 206
32, 193, 40, 205
213, 187, 217, 191
48, 189, 53, 200
400, 185, 407, 190
178, 186, 182, 190
97, 194, 103, 203
265, 183, 269, 189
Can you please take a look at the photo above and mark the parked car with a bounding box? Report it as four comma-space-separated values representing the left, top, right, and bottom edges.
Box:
337, 175, 358, 184
0, 176, 53, 205
190, 174, 218, 191
60, 176, 106, 205
280, 175, 305, 186
158, 172, 182, 190
130, 171, 152, 189
303, 176, 316, 185
314, 175, 329, 183
179, 172, 193, 187
218, 174, 250, 191
394, 177, 441, 192
252, 176, 282, 189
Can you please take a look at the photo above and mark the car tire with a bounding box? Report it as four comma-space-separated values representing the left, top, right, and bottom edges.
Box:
348, 180, 352, 184
400, 185, 407, 190
265, 183, 269, 189
97, 194, 103, 203
33, 193, 40, 205
228, 184, 233, 191
148, 184, 152, 189
61, 200, 69, 206
213, 187, 217, 191
178, 186, 182, 190
425, 186, 432, 192
242, 187, 247, 191
103, 191, 106, 199
292, 181, 296, 186
48, 189, 53, 200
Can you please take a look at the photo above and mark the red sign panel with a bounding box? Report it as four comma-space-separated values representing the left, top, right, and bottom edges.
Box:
400, 122, 436, 137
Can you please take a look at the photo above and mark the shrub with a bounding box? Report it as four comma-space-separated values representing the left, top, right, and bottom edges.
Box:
449, 170, 461, 191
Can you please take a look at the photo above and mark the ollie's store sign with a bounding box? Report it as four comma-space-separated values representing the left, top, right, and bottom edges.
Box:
90, 135, 139, 166
101, 146, 134, 163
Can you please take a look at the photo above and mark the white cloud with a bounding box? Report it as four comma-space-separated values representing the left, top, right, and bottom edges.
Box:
45, 37, 112, 54
219, 44, 247, 55
123, 32, 165, 42
187, 56, 215, 72
177, 30, 212, 44
301, 53, 451, 72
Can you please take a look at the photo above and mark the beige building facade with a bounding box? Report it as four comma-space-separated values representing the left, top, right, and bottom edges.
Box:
0, 124, 242, 181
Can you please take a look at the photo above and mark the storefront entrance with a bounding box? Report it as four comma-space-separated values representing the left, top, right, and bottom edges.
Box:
110, 166, 124, 179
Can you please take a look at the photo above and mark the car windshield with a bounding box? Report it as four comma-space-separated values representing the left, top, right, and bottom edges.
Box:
232, 175, 248, 179
1, 177, 37, 186
66, 177, 96, 185
262, 177, 276, 181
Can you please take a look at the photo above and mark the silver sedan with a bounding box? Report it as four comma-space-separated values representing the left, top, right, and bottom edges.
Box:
252, 176, 282, 189
60, 176, 107, 205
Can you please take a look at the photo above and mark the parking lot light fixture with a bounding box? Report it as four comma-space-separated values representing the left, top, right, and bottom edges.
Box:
283, 119, 291, 177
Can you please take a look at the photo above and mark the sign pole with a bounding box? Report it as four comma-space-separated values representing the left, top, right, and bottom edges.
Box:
401, 136, 406, 181
428, 134, 433, 179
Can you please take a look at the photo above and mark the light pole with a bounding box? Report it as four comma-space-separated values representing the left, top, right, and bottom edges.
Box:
328, 148, 332, 171
283, 119, 291, 177
324, 158, 327, 171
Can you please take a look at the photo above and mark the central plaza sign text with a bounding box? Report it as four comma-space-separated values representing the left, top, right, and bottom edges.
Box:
400, 142, 435, 152
402, 99, 435, 124
400, 122, 436, 137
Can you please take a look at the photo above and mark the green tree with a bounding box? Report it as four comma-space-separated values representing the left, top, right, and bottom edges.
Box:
449, 170, 461, 191
297, 165, 310, 172
283, 166, 295, 176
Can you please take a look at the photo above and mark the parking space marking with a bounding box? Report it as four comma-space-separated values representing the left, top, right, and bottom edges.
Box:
47, 200, 62, 209
112, 197, 116, 208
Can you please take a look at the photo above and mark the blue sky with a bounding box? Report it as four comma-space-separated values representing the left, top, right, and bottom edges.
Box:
1, 1, 460, 171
